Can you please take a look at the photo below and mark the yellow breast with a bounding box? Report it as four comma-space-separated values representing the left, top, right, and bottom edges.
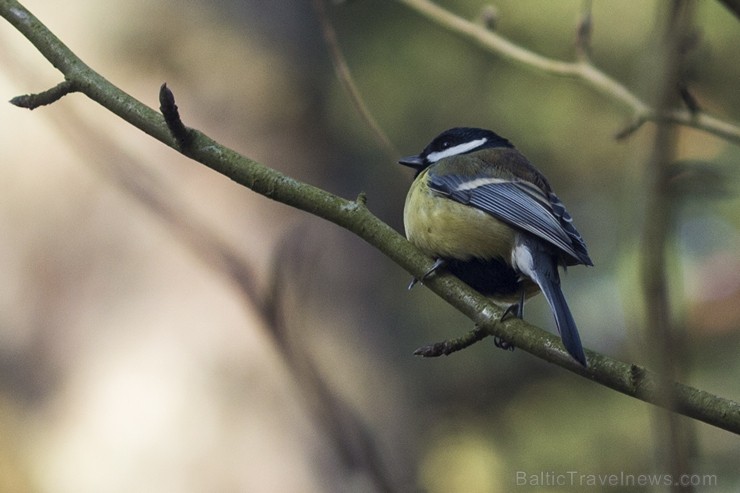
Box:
403, 171, 516, 262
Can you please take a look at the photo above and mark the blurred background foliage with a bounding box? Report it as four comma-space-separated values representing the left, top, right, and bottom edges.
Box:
0, 0, 738, 491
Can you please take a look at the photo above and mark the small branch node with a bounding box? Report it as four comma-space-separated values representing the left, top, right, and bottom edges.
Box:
355, 191, 368, 206
629, 363, 647, 389
9, 79, 77, 109
159, 83, 194, 149
615, 115, 647, 140
678, 82, 701, 115
575, 0, 593, 61
478, 5, 498, 30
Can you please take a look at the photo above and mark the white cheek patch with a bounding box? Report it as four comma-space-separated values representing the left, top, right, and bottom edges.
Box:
427, 137, 488, 163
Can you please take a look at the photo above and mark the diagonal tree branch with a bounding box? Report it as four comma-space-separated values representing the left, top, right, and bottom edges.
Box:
393, 0, 740, 144
2, 0, 739, 434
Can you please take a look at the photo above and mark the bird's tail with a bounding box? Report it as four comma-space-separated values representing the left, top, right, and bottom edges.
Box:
513, 239, 588, 366
522, 251, 587, 367
536, 272, 587, 366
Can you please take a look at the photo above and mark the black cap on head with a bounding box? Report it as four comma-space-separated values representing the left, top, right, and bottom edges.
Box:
399, 127, 514, 171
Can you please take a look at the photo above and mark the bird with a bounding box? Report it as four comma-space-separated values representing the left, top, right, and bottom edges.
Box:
399, 127, 592, 366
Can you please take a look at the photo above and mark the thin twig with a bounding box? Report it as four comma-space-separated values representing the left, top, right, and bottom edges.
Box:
312, 0, 400, 160
615, 115, 648, 140
477, 5, 498, 30
394, 0, 740, 144
678, 82, 701, 114
265, 228, 399, 492
413, 325, 492, 357
9, 79, 76, 108
575, 0, 593, 62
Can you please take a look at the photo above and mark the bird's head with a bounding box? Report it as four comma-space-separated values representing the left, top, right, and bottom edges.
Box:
399, 127, 513, 174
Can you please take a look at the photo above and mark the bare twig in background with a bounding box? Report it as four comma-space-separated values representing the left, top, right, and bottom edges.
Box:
574, 0, 593, 62
311, 0, 400, 161
4, 53, 401, 491
265, 228, 399, 492
477, 5, 498, 30
393, 0, 740, 144
74, 103, 401, 493
639, 1, 698, 488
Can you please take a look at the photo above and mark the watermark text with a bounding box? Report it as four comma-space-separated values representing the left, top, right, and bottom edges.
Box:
515, 470, 718, 488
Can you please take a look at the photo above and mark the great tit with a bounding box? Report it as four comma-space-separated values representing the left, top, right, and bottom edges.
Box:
399, 127, 592, 366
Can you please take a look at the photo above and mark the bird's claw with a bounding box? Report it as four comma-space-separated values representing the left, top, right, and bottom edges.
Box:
494, 337, 515, 351
501, 303, 522, 321
407, 258, 447, 290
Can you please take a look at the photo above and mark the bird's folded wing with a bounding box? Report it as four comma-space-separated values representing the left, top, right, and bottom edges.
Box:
428, 174, 591, 265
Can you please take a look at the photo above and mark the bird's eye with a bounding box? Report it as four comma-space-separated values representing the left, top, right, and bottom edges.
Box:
441, 141, 450, 149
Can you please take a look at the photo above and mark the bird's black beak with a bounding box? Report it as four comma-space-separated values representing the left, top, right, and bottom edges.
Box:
398, 154, 425, 170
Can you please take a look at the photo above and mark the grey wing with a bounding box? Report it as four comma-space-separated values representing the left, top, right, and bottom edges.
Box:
546, 190, 592, 265
429, 174, 592, 266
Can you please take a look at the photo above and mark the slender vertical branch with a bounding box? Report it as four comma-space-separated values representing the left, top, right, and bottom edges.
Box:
640, 1, 697, 489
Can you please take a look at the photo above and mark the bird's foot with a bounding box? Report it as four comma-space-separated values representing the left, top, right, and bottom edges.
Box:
501, 302, 523, 321
496, 294, 524, 351
407, 258, 447, 290
494, 337, 515, 351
